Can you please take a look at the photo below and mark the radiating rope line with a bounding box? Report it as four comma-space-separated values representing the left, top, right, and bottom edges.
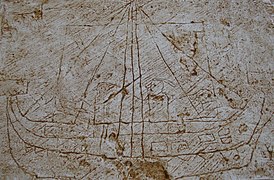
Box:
117, 6, 131, 138
74, 5, 131, 125
138, 7, 200, 115
130, 2, 135, 158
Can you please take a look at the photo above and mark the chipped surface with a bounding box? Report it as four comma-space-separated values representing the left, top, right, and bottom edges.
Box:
0, 0, 273, 179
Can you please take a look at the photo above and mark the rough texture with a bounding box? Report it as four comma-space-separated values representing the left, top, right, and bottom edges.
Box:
0, 0, 273, 179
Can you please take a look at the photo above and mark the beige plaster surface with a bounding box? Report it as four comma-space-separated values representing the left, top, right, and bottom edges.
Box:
0, 0, 273, 179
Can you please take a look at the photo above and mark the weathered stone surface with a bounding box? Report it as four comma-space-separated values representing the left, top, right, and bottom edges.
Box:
0, 0, 273, 179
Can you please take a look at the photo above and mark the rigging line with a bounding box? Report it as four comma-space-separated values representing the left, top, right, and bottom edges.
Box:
82, 5, 131, 100
140, 8, 234, 96
103, 75, 141, 104
100, 1, 133, 21
117, 6, 131, 138
130, 2, 135, 158
75, 6, 132, 125
74, 42, 111, 124
134, 1, 145, 158
76, 2, 131, 57
112, 4, 130, 36
137, 7, 200, 115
